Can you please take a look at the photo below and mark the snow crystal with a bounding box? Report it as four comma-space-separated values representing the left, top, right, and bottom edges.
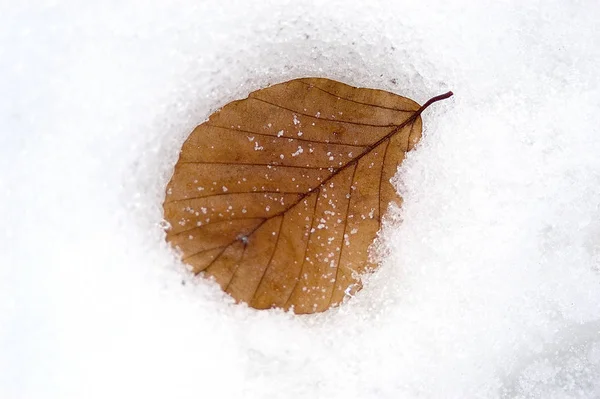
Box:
291, 146, 304, 157
2, 1, 600, 399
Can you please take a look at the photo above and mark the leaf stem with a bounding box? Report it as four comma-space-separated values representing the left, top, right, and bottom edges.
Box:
416, 91, 454, 116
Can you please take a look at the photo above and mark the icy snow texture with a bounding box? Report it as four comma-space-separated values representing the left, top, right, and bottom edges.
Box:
1, 1, 600, 398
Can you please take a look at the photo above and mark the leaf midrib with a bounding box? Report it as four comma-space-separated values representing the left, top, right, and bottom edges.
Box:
207, 93, 446, 270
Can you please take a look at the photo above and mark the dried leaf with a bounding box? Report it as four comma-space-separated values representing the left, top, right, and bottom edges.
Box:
163, 77, 452, 314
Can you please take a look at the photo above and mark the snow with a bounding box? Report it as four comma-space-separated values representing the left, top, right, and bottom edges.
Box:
1, 1, 600, 398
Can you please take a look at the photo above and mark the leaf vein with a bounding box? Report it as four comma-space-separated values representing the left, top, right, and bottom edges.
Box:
251, 215, 284, 304
328, 163, 358, 306
206, 124, 367, 147
377, 139, 391, 223
184, 245, 226, 264
166, 217, 266, 239
165, 191, 303, 205
297, 80, 416, 112
178, 161, 331, 170
248, 96, 399, 128
283, 189, 320, 308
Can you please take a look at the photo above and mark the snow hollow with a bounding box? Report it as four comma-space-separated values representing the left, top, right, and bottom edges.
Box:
1, 1, 600, 398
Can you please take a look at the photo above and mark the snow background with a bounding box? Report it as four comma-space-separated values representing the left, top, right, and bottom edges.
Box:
1, 1, 600, 398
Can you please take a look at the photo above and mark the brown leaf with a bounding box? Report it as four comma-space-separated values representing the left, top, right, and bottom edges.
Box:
163, 77, 452, 314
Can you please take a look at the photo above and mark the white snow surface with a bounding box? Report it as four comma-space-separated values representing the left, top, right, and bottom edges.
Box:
2, 1, 600, 398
